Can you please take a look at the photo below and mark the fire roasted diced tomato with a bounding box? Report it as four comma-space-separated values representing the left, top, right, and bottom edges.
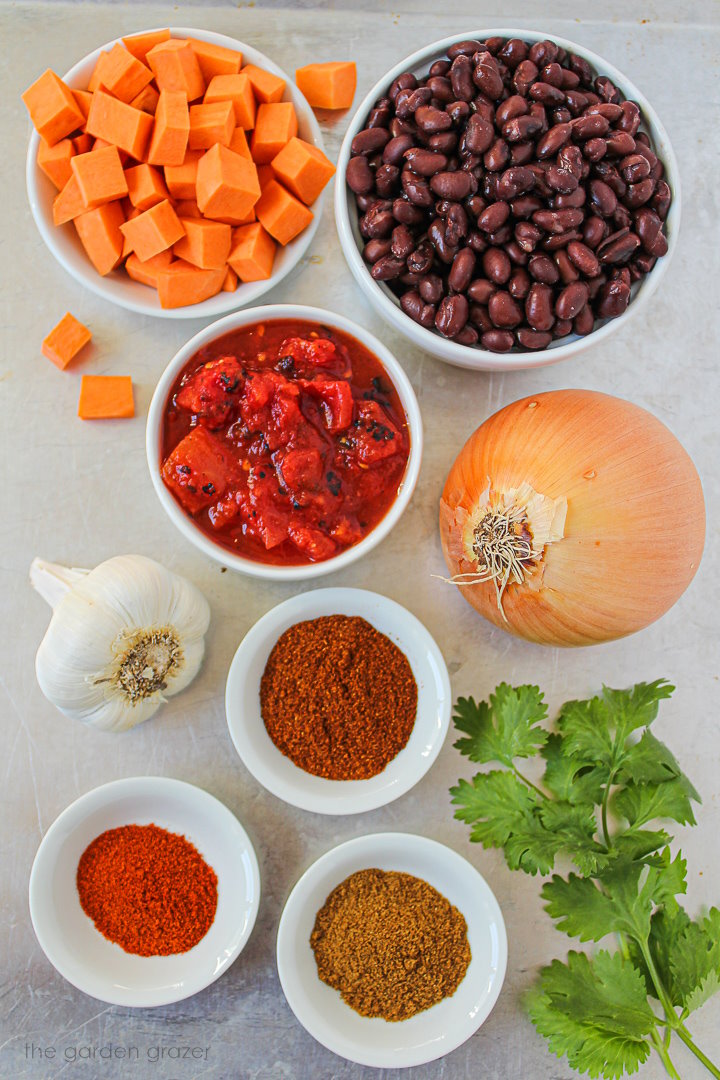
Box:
161, 427, 232, 514
300, 378, 354, 432
349, 400, 402, 464
175, 357, 243, 428
276, 447, 324, 498
278, 336, 337, 368
287, 521, 337, 561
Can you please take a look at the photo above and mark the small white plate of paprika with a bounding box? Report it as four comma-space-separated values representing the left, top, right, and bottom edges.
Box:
225, 588, 451, 814
28, 776, 260, 1006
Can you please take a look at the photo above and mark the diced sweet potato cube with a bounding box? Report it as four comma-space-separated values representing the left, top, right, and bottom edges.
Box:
174, 199, 202, 218
22, 69, 86, 146
232, 206, 256, 227
53, 173, 86, 225
73, 133, 94, 154
78, 375, 134, 419
164, 149, 202, 199
254, 179, 312, 245
72, 145, 128, 209
147, 89, 190, 166
86, 90, 153, 159
155, 260, 226, 308
74, 201, 126, 275
188, 101, 235, 150
250, 102, 298, 164
38, 137, 75, 190
204, 73, 255, 129
228, 127, 252, 159
222, 266, 238, 291
88, 51, 112, 93
161, 426, 229, 510
92, 42, 154, 103
125, 249, 173, 287
130, 84, 160, 114
242, 64, 285, 105
146, 39, 205, 102
121, 205, 141, 256
173, 217, 232, 269
256, 163, 275, 190
189, 39, 242, 80
122, 29, 170, 63
295, 61, 356, 110
72, 89, 93, 120
42, 312, 92, 370
196, 143, 261, 224
228, 222, 276, 281
119, 199, 185, 261
270, 137, 335, 205
125, 163, 169, 211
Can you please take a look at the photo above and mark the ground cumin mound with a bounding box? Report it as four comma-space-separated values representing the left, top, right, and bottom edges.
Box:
260, 615, 418, 780
310, 868, 472, 1021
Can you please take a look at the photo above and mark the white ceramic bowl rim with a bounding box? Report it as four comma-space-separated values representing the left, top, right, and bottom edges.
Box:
335, 27, 681, 371
25, 26, 326, 319
146, 303, 423, 580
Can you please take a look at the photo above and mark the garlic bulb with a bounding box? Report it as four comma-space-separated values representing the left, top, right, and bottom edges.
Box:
31, 555, 211, 731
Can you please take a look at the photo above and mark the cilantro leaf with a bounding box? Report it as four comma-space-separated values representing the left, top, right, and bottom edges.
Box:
539, 800, 611, 877
613, 778, 697, 829
618, 730, 700, 800
541, 733, 607, 806
453, 683, 548, 766
611, 829, 672, 863
450, 771, 538, 847
601, 681, 674, 740
527, 951, 655, 1078
670, 908, 720, 1014
628, 905, 692, 1002
543, 873, 622, 942
557, 680, 675, 771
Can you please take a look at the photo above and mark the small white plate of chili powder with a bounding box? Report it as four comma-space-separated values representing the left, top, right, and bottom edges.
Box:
29, 776, 260, 1006
225, 587, 451, 814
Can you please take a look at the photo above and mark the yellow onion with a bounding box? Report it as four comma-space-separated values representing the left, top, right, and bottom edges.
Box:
439, 390, 705, 647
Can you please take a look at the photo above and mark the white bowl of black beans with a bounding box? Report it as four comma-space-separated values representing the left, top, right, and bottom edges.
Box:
335, 29, 680, 370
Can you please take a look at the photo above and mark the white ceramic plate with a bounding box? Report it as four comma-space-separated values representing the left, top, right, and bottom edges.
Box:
276, 832, 507, 1068
335, 28, 681, 370
25, 27, 326, 318
225, 588, 450, 814
28, 776, 260, 1006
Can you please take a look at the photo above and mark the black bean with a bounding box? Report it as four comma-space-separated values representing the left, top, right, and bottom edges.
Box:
371, 255, 406, 280
481, 329, 515, 351
346, 155, 374, 194
482, 247, 512, 284
352, 128, 391, 155
430, 171, 474, 200
435, 294, 469, 336
401, 290, 436, 327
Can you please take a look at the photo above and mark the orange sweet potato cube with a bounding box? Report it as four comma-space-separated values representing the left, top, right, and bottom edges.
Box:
72, 145, 128, 209
73, 133, 94, 154
147, 90, 190, 166
250, 102, 298, 164
254, 179, 313, 245
22, 69, 85, 146
130, 84, 160, 114
146, 39, 205, 102
189, 39, 242, 80
72, 89, 93, 120
37, 137, 75, 190
222, 265, 238, 292
155, 260, 226, 308
122, 29, 170, 63
173, 217, 232, 269
119, 199, 185, 261
196, 143, 261, 224
74, 201, 126, 275
86, 91, 153, 160
78, 375, 134, 419
242, 64, 285, 105
175, 199, 202, 218
125, 249, 173, 287
204, 73, 255, 129
125, 163, 170, 211
164, 149, 203, 200
295, 61, 357, 110
228, 222, 276, 281
92, 42, 154, 103
228, 127, 252, 159
42, 312, 92, 370
270, 137, 335, 205
53, 173, 86, 225
188, 101, 235, 150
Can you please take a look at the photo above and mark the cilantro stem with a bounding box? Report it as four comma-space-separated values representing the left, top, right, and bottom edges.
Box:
650, 1029, 681, 1080
512, 764, 547, 799
675, 1023, 720, 1079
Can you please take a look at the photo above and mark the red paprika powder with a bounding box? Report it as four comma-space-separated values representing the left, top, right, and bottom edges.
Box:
76, 823, 218, 956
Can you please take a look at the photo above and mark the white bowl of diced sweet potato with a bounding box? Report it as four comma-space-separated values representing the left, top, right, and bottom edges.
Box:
24, 27, 335, 317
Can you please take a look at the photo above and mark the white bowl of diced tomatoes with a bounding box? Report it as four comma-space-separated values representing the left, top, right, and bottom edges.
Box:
146, 304, 423, 579
25, 27, 330, 318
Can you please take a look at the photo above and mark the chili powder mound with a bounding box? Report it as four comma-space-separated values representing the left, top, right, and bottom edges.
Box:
259, 615, 418, 780
310, 868, 471, 1021
76, 824, 218, 957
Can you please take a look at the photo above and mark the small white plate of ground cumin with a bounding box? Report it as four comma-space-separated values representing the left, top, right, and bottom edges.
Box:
276, 831, 507, 1068
224, 588, 451, 814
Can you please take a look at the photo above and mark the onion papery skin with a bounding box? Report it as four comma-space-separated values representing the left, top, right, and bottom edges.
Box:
439, 390, 705, 647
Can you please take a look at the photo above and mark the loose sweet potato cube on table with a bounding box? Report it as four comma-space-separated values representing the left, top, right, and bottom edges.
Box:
22, 69, 86, 146
295, 62, 357, 110
255, 179, 312, 245
37, 137, 75, 190
42, 313, 91, 370
72, 89, 93, 120
125, 249, 173, 287
228, 222, 276, 281
53, 173, 86, 225
188, 101, 235, 150
78, 375, 134, 419
91, 42, 154, 103
204, 74, 255, 129
228, 127, 252, 159
146, 39, 205, 102
161, 426, 229, 511
164, 149, 202, 199
119, 199, 185, 261
71, 145, 128, 208
122, 29, 170, 63
189, 39, 242, 80
130, 84, 160, 114
74, 201, 126, 275
86, 91, 154, 160
250, 102, 298, 164
270, 137, 335, 204
173, 217, 232, 269
222, 266, 238, 291
196, 144, 261, 224
125, 163, 169, 210
147, 89, 189, 166
155, 260, 226, 309
242, 64, 285, 105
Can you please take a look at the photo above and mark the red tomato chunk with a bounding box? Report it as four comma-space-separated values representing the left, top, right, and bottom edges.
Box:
160, 320, 411, 565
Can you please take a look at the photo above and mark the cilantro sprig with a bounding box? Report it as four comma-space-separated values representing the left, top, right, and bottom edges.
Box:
451, 680, 720, 1080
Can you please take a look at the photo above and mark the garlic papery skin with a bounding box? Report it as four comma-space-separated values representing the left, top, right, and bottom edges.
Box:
31, 555, 211, 731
